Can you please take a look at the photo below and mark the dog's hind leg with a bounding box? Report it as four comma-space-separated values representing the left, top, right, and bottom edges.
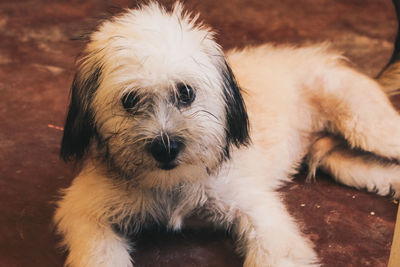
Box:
306, 135, 400, 198
305, 66, 400, 197
309, 0, 400, 161
303, 41, 400, 198
303, 1, 400, 195
376, 0, 400, 96
308, 61, 400, 161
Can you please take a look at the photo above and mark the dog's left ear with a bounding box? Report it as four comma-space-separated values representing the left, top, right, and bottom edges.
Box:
60, 65, 102, 162
221, 61, 250, 149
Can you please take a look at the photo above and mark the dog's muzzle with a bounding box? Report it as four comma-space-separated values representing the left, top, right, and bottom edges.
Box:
147, 134, 183, 170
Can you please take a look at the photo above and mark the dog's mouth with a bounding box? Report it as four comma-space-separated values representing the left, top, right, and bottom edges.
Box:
158, 162, 178, 170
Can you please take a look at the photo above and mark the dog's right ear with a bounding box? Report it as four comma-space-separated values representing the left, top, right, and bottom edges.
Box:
60, 64, 102, 162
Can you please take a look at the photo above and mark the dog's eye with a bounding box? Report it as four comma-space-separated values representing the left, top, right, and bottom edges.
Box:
177, 84, 195, 106
122, 91, 140, 111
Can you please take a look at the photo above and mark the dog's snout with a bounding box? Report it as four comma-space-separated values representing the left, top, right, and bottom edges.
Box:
148, 135, 183, 169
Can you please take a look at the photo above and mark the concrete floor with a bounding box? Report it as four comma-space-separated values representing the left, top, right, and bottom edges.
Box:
0, 0, 399, 266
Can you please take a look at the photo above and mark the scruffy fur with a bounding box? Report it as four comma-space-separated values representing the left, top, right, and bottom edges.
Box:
55, 2, 400, 267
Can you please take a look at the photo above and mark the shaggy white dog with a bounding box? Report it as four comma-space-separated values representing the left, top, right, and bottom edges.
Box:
54, 2, 400, 266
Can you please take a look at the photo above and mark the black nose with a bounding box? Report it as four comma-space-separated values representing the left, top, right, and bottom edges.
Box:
149, 135, 183, 167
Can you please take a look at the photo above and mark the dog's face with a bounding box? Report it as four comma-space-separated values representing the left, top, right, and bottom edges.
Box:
61, 2, 249, 188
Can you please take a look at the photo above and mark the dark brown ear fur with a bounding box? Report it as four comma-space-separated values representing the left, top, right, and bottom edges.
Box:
221, 61, 251, 157
60, 66, 103, 162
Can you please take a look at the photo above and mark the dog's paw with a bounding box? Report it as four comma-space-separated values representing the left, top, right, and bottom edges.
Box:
274, 258, 321, 267
244, 254, 320, 267
66, 254, 133, 267
63, 234, 133, 267
242, 239, 320, 267
390, 180, 400, 199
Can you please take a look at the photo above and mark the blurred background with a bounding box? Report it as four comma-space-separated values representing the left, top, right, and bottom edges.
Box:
0, 0, 398, 266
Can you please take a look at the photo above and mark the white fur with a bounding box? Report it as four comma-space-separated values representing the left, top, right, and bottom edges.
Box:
55, 2, 400, 267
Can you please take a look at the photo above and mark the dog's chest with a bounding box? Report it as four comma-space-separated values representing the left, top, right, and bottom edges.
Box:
131, 184, 208, 230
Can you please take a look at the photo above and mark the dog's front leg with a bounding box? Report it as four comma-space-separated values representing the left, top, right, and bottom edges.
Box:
207, 170, 319, 266
57, 217, 132, 267
233, 192, 319, 267
54, 172, 133, 267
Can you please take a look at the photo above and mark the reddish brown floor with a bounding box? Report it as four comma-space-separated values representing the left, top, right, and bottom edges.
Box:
0, 0, 399, 266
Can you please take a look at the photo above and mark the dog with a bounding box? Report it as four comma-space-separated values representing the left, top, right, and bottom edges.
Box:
54, 2, 400, 266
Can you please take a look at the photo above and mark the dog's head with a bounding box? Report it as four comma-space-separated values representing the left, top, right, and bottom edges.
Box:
61, 2, 249, 188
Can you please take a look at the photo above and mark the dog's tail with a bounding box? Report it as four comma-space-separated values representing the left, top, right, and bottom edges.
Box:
377, 0, 400, 96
